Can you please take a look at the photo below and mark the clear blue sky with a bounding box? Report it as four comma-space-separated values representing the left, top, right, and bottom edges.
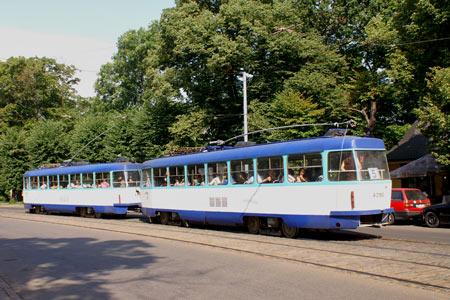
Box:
0, 0, 175, 43
0, 0, 175, 96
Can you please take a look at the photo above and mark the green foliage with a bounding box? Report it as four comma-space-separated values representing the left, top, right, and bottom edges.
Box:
154, 0, 348, 140
0, 57, 79, 126
249, 89, 326, 142
69, 113, 113, 163
381, 123, 412, 151
168, 108, 210, 147
416, 67, 450, 168
0, 128, 29, 201
25, 119, 72, 168
95, 23, 160, 109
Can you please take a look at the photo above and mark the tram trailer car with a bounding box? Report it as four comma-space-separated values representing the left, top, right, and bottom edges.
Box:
141, 136, 393, 237
23, 162, 142, 217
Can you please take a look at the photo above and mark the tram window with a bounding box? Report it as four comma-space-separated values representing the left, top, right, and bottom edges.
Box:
288, 153, 323, 183
169, 166, 185, 187
39, 176, 48, 189
142, 169, 152, 187
31, 177, 39, 189
257, 156, 283, 184
25, 177, 31, 190
153, 167, 168, 187
207, 162, 227, 185
59, 174, 69, 189
96, 172, 110, 188
126, 171, 140, 187
230, 159, 253, 185
355, 150, 390, 180
49, 175, 58, 189
70, 174, 81, 188
328, 151, 357, 181
113, 171, 126, 188
187, 164, 204, 186
82, 173, 94, 188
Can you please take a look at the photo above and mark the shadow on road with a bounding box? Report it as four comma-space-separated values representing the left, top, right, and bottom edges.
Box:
0, 236, 160, 299
139, 217, 381, 242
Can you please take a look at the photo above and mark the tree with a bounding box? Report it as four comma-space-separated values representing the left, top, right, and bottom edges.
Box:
95, 23, 160, 109
0, 128, 29, 201
248, 89, 326, 142
151, 0, 348, 141
416, 67, 450, 168
69, 113, 114, 163
168, 108, 211, 148
0, 57, 79, 127
25, 119, 72, 168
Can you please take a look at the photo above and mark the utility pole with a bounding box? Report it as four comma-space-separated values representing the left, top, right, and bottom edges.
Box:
242, 71, 253, 142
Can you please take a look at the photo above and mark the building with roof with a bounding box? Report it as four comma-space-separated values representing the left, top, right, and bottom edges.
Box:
388, 122, 449, 204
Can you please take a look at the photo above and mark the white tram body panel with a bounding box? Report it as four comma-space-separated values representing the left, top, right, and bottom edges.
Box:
23, 188, 140, 214
144, 182, 391, 215
141, 136, 393, 229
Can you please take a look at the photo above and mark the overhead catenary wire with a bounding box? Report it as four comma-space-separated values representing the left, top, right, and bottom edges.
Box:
211, 120, 357, 145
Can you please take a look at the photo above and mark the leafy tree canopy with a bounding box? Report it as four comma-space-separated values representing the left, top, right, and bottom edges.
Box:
0, 57, 79, 127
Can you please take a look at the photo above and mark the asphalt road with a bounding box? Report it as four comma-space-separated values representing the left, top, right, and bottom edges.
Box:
352, 221, 449, 244
0, 215, 448, 300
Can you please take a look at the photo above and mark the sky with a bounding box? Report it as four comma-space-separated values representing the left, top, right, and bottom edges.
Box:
0, 0, 175, 97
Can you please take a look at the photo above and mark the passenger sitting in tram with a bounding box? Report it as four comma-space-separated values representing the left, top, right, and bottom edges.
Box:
174, 177, 185, 187
100, 179, 110, 188
245, 173, 262, 184
260, 169, 278, 184
296, 168, 308, 182
280, 169, 296, 183
209, 175, 222, 186
237, 172, 247, 184
40, 183, 47, 189
71, 180, 81, 188
197, 175, 205, 186
221, 174, 228, 185
117, 176, 126, 188
51, 183, 58, 189
340, 156, 357, 180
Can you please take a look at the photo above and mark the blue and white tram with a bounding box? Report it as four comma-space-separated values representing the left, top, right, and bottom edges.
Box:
140, 136, 393, 237
23, 162, 141, 217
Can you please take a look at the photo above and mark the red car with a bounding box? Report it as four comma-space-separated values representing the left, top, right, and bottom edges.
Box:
388, 188, 431, 225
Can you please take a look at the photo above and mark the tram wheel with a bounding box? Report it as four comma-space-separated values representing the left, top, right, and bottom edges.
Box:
247, 216, 260, 234
94, 211, 103, 219
387, 213, 395, 225
160, 212, 169, 225
424, 211, 440, 228
79, 208, 87, 218
281, 220, 299, 239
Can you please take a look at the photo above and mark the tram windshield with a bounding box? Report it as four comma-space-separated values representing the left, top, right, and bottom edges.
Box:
328, 150, 390, 181
355, 150, 390, 180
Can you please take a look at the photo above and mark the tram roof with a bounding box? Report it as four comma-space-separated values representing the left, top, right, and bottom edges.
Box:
24, 162, 141, 177
143, 136, 386, 168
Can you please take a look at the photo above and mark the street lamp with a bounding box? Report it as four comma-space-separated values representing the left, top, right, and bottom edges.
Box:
241, 71, 253, 142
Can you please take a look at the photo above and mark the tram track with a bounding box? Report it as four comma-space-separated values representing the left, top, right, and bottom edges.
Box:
1, 209, 449, 294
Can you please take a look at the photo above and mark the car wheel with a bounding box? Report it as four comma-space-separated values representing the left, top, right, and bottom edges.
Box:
424, 211, 440, 228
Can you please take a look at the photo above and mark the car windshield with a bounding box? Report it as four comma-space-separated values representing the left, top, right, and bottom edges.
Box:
405, 190, 428, 200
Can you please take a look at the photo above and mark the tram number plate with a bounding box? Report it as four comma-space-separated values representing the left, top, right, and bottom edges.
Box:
368, 168, 380, 180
